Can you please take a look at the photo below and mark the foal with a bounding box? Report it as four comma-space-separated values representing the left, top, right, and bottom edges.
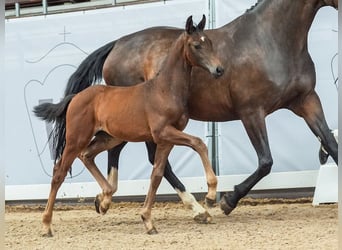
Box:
34, 15, 223, 236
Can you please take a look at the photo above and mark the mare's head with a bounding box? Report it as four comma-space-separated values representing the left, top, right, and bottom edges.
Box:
184, 15, 224, 78
322, 0, 338, 9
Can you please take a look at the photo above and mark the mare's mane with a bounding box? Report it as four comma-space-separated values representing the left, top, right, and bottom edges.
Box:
246, 0, 263, 13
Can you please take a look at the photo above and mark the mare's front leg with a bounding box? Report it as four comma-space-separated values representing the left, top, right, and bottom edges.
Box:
220, 110, 273, 215
145, 141, 212, 223
289, 91, 338, 164
141, 144, 173, 234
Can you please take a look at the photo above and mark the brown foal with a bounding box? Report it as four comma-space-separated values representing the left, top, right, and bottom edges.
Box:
34, 15, 223, 236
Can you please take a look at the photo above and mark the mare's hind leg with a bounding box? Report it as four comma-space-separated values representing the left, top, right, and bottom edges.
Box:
145, 141, 211, 223
220, 111, 273, 215
141, 143, 173, 234
107, 142, 127, 192
42, 145, 79, 237
79, 132, 124, 214
289, 91, 338, 164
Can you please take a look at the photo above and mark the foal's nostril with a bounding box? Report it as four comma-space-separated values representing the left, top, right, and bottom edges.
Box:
216, 66, 224, 76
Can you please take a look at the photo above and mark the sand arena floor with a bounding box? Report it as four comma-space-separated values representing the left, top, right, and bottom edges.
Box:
5, 198, 338, 250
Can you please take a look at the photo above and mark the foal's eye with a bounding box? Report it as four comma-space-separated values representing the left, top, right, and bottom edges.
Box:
193, 42, 201, 49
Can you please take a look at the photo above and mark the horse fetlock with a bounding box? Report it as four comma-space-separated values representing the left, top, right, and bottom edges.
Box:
205, 196, 216, 208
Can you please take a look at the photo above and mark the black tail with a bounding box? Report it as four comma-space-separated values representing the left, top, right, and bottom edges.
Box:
33, 94, 75, 163
64, 40, 115, 96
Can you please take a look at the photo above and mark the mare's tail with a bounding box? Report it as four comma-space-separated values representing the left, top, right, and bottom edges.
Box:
64, 40, 115, 96
33, 94, 75, 163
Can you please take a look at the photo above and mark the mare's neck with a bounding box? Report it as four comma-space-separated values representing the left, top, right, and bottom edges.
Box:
248, 0, 324, 51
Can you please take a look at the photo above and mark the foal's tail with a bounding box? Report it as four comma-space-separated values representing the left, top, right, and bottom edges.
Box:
64, 40, 116, 96
33, 94, 75, 163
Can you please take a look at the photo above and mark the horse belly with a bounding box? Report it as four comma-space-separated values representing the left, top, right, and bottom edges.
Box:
106, 118, 152, 142
99, 94, 152, 142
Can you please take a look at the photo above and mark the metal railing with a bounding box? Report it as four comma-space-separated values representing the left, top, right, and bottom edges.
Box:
5, 0, 162, 18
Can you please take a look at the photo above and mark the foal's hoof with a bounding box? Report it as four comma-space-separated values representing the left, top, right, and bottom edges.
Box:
220, 194, 236, 216
94, 195, 109, 215
194, 211, 212, 224
147, 227, 158, 235
94, 196, 101, 214
42, 229, 53, 237
205, 197, 216, 208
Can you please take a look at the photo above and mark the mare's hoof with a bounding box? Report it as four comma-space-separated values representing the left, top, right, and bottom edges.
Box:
147, 227, 158, 235
220, 194, 235, 216
319, 146, 329, 165
205, 197, 216, 208
194, 211, 212, 224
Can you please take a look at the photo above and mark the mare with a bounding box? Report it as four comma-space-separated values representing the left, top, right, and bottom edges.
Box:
63, 0, 338, 216
34, 15, 224, 236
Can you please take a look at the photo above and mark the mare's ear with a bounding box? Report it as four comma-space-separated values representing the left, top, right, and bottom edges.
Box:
197, 14, 206, 31
185, 15, 196, 34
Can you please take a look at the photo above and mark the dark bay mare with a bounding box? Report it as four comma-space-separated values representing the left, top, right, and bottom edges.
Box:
64, 0, 338, 216
34, 15, 224, 236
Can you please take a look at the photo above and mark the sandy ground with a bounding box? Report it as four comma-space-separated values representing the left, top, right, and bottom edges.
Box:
5, 198, 338, 250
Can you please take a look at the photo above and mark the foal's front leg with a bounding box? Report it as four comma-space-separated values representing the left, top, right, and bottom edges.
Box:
156, 126, 218, 208
145, 141, 212, 223
141, 144, 173, 234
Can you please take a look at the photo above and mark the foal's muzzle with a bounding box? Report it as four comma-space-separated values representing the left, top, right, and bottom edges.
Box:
214, 66, 224, 78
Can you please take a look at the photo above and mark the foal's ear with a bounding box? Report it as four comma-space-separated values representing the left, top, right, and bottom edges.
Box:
197, 14, 206, 31
185, 15, 196, 34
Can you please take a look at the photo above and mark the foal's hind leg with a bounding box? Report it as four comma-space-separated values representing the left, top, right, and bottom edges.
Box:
79, 132, 124, 214
145, 141, 211, 223
289, 91, 338, 164
42, 146, 79, 237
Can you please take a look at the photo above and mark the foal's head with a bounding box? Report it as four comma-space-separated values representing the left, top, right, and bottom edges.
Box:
184, 15, 224, 78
